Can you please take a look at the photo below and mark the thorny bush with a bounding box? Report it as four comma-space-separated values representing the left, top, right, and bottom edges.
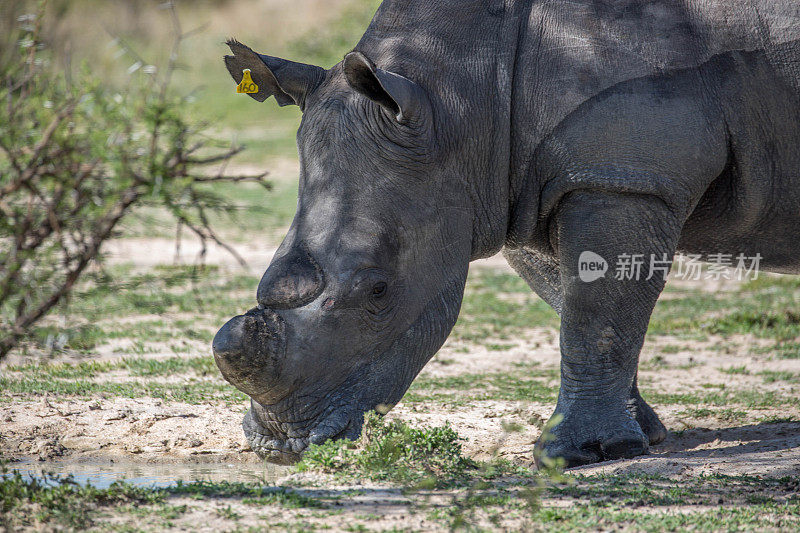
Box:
0, 6, 268, 359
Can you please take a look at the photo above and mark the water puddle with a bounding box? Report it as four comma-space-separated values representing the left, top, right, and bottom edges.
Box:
4, 459, 293, 489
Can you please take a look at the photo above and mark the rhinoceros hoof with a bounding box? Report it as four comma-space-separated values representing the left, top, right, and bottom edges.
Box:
631, 394, 668, 446
535, 409, 650, 469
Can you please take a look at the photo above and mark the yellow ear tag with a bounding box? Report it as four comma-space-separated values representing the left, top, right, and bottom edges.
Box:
236, 69, 259, 94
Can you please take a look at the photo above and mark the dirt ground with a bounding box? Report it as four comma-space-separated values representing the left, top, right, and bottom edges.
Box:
3, 240, 799, 474
3, 332, 799, 478
2, 236, 799, 531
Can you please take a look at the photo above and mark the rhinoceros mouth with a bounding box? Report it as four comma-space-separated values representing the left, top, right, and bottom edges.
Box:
243, 430, 306, 465
242, 403, 359, 464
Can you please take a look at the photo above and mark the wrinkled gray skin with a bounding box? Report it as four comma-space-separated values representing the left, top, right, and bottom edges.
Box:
213, 0, 800, 467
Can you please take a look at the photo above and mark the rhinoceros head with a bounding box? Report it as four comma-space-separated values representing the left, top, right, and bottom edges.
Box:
213, 40, 473, 463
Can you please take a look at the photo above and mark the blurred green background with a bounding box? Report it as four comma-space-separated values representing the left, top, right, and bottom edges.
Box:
1, 0, 381, 244
13, 0, 381, 164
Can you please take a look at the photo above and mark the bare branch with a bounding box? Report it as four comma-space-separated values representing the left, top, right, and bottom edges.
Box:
190, 172, 270, 184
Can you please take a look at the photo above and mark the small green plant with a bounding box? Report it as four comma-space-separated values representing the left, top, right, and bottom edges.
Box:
215, 505, 241, 520
298, 412, 478, 488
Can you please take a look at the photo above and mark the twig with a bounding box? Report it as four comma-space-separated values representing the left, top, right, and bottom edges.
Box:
191, 172, 270, 184
0, 101, 76, 197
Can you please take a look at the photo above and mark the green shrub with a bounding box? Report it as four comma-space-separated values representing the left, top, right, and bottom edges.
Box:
298, 412, 478, 488
0, 4, 267, 359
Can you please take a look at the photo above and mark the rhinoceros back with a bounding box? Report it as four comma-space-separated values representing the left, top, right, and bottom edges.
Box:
512, 0, 800, 157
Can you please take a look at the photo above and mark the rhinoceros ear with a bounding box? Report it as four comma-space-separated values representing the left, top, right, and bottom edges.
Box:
224, 39, 325, 109
343, 51, 425, 124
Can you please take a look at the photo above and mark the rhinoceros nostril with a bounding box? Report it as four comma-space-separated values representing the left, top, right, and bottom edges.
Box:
257, 245, 324, 309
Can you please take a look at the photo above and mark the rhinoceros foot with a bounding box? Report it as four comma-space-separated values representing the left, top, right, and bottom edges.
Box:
536, 404, 650, 469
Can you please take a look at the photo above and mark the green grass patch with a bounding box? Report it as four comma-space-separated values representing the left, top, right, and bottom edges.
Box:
645, 388, 798, 409
452, 270, 559, 344
0, 376, 246, 405
406, 364, 559, 405
720, 365, 750, 375
678, 407, 749, 423
679, 407, 714, 419
486, 343, 515, 351
7, 355, 217, 379
554, 474, 693, 506
522, 501, 800, 532
752, 341, 800, 359
659, 344, 686, 354
758, 414, 798, 424
774, 342, 800, 359
119, 356, 218, 377
6, 360, 114, 379
298, 413, 479, 487
758, 370, 799, 384
712, 309, 800, 341
648, 276, 800, 341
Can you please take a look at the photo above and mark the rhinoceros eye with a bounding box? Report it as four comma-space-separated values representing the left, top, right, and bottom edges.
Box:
372, 282, 387, 298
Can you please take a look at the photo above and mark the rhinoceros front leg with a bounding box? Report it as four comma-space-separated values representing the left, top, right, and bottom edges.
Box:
502, 244, 667, 447
538, 190, 680, 468
504, 245, 668, 448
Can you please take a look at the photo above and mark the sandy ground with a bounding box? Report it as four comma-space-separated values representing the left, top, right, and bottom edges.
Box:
1, 396, 252, 464
0, 245, 517, 466
3, 239, 799, 479
2, 236, 800, 532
